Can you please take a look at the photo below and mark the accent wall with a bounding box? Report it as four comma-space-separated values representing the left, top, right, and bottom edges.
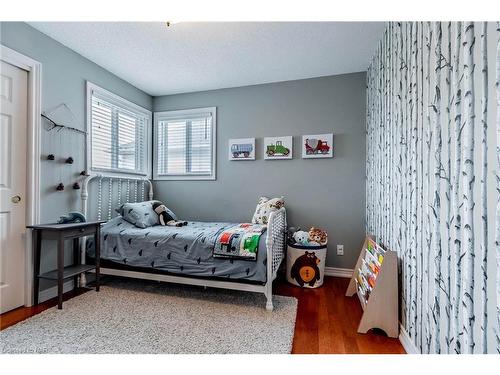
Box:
365, 22, 499, 353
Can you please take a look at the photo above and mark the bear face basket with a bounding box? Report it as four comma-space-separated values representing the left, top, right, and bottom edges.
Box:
286, 243, 327, 288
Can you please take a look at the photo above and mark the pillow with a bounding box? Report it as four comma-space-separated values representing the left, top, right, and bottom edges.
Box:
114, 200, 169, 228
114, 201, 157, 228
251, 196, 285, 225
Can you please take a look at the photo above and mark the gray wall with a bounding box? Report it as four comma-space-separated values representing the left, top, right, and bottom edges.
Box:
0, 22, 153, 291
153, 73, 366, 269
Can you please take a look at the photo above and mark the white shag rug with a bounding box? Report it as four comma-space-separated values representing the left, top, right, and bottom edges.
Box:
0, 278, 297, 354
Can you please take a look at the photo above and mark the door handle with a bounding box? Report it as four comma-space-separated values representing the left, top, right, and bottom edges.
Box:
11, 195, 21, 204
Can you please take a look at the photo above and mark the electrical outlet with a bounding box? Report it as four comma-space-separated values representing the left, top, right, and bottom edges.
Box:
337, 244, 344, 256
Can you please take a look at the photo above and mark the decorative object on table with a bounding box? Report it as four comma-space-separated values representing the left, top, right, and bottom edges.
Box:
251, 196, 285, 225
286, 226, 328, 288
56, 182, 65, 191
264, 136, 292, 160
228, 138, 255, 160
345, 236, 399, 338
57, 211, 86, 224
301, 133, 333, 158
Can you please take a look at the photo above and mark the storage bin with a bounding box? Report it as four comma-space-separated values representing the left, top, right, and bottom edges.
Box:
286, 242, 327, 288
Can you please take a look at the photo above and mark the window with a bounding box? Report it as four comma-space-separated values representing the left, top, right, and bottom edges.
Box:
87, 82, 151, 177
154, 107, 216, 180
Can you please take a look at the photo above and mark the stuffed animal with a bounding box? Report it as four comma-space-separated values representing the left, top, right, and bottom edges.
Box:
293, 230, 310, 246
152, 201, 175, 226
287, 226, 301, 244
152, 201, 188, 227
308, 227, 328, 246
58, 211, 86, 224
251, 196, 285, 225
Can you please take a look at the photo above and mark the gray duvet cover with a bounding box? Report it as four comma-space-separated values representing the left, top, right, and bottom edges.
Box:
86, 217, 268, 283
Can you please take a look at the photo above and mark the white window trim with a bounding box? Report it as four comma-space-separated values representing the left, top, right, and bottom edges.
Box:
153, 107, 217, 181
86, 81, 152, 178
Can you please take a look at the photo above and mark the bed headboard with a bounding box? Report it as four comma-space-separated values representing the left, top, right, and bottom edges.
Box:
81, 174, 154, 222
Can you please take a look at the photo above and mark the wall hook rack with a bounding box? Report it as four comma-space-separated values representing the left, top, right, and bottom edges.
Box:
42, 113, 87, 135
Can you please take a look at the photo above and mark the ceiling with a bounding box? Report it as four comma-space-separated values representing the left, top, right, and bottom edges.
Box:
29, 22, 385, 96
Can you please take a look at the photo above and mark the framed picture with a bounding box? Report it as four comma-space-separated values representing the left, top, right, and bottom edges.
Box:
228, 138, 255, 160
263, 136, 293, 160
302, 133, 334, 158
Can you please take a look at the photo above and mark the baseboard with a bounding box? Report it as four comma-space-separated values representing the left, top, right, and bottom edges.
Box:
324, 267, 353, 278
398, 324, 420, 354
38, 280, 74, 303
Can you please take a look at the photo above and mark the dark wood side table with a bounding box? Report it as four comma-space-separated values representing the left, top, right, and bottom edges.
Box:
27, 221, 105, 309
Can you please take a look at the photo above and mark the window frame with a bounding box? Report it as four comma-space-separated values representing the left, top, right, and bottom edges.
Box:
153, 107, 217, 181
86, 81, 152, 178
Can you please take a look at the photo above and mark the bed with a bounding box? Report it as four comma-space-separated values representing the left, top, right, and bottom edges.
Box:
80, 174, 286, 310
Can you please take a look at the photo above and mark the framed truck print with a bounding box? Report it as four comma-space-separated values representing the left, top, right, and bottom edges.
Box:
302, 133, 333, 158
264, 136, 293, 160
228, 138, 255, 160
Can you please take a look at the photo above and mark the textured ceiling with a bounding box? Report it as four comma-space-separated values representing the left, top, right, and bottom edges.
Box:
29, 22, 385, 96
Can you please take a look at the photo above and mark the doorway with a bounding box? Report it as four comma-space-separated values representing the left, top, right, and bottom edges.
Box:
0, 61, 28, 313
0, 45, 41, 312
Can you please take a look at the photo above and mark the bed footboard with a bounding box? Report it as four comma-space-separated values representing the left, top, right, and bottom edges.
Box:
264, 207, 287, 311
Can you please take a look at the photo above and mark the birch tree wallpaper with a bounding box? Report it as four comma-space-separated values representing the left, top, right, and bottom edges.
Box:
365, 22, 499, 354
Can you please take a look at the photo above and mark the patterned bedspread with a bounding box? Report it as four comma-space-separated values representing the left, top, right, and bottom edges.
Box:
213, 223, 267, 261
86, 217, 269, 283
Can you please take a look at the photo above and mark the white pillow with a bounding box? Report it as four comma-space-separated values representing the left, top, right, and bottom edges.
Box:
252, 196, 285, 225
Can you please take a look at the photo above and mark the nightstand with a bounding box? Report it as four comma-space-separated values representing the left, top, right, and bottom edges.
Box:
27, 221, 105, 309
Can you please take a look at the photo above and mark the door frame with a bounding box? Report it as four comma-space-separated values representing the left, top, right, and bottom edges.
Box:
1, 45, 42, 307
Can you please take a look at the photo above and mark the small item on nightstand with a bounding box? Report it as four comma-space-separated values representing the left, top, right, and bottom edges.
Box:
57, 211, 86, 224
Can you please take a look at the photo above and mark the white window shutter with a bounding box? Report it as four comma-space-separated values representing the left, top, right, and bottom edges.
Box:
89, 84, 150, 176
154, 108, 216, 180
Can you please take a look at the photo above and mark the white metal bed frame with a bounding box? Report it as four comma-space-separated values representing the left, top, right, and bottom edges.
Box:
80, 174, 286, 310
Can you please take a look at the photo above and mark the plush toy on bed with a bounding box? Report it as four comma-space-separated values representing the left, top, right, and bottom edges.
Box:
152, 201, 188, 227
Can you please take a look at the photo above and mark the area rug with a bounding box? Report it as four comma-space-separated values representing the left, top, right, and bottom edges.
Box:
0, 278, 297, 354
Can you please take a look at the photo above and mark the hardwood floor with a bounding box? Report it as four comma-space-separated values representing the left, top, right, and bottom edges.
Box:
0, 288, 87, 331
1, 276, 405, 354
274, 276, 405, 354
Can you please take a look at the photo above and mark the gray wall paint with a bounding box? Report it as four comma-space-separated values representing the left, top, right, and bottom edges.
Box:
153, 73, 366, 269
0, 22, 153, 290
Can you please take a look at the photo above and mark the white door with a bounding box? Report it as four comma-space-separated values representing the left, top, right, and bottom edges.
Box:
0, 61, 28, 314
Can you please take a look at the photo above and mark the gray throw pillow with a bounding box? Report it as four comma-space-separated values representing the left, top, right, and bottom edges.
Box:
114, 201, 159, 228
